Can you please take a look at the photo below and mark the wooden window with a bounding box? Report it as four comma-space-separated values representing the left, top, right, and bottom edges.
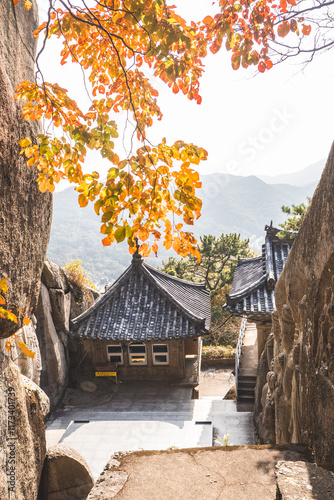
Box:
107, 345, 123, 365
152, 344, 169, 365
128, 343, 147, 365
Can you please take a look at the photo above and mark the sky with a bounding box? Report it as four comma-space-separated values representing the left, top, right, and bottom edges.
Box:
36, 0, 334, 180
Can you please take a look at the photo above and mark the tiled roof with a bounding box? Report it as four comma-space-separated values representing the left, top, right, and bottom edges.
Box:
71, 254, 211, 341
225, 223, 293, 320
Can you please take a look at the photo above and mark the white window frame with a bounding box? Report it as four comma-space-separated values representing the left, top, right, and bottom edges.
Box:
128, 343, 147, 366
152, 344, 169, 365
106, 344, 123, 365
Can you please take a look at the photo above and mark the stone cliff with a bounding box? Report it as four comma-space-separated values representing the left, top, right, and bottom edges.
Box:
254, 143, 334, 465
0, 0, 52, 338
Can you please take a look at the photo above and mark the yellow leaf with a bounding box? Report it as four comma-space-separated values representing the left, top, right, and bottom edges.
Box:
18, 137, 32, 148
18, 341, 35, 358
78, 194, 88, 207
24, 0, 32, 10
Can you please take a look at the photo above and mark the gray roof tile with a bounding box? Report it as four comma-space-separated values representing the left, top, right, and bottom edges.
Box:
225, 223, 293, 320
71, 255, 211, 341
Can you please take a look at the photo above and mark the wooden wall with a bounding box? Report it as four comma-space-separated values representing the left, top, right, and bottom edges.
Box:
79, 338, 187, 381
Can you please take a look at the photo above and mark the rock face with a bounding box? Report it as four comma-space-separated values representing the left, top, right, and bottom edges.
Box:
34, 259, 97, 409
35, 282, 68, 408
0, 0, 52, 338
4, 319, 43, 385
254, 143, 334, 465
0, 352, 47, 500
38, 444, 94, 500
275, 461, 334, 500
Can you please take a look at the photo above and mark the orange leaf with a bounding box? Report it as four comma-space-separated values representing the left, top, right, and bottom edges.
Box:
265, 59, 273, 70
210, 40, 222, 55
202, 16, 213, 25
78, 194, 88, 207
23, 316, 30, 326
152, 242, 158, 256
24, 0, 32, 10
172, 83, 179, 94
258, 61, 266, 73
302, 25, 311, 36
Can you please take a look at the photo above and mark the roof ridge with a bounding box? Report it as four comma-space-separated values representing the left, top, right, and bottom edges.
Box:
227, 274, 267, 302
141, 264, 207, 328
143, 262, 208, 289
238, 256, 262, 264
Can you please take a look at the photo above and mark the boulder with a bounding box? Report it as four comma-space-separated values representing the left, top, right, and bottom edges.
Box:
21, 375, 50, 417
70, 282, 97, 319
42, 260, 68, 292
49, 289, 71, 333
4, 320, 42, 385
0, 352, 46, 500
275, 461, 334, 500
35, 283, 68, 408
38, 444, 94, 500
0, 0, 52, 338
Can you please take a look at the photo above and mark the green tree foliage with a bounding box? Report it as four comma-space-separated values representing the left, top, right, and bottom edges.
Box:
161, 233, 254, 292
278, 200, 311, 238
160, 233, 254, 347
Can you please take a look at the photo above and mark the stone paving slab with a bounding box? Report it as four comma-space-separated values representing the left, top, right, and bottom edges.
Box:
46, 383, 256, 481
58, 419, 213, 480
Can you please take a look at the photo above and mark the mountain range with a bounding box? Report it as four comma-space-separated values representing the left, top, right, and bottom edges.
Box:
47, 163, 321, 286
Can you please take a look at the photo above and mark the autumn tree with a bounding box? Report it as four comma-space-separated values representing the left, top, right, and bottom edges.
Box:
14, 0, 212, 261
202, 0, 331, 71
13, 0, 322, 266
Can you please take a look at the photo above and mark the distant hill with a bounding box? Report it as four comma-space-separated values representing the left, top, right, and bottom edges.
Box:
258, 159, 325, 186
48, 173, 317, 286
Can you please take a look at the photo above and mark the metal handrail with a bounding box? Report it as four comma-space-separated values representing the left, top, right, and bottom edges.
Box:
235, 316, 247, 398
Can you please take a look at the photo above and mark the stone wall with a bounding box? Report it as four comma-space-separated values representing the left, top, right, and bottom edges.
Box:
0, 0, 52, 338
254, 143, 334, 465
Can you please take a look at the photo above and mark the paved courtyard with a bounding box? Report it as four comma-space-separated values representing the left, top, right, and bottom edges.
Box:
46, 380, 255, 480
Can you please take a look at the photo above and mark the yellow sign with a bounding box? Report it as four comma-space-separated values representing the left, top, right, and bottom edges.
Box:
95, 371, 117, 377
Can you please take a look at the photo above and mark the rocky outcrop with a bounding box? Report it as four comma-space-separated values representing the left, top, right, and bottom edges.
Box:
34, 259, 97, 409
38, 444, 94, 500
0, 0, 52, 338
35, 282, 68, 408
275, 461, 334, 500
4, 319, 42, 385
254, 143, 334, 465
0, 353, 47, 500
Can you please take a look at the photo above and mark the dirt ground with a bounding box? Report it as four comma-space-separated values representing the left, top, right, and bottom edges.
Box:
198, 367, 235, 398
88, 446, 310, 500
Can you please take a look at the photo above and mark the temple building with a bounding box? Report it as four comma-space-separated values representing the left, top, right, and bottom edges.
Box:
70, 248, 211, 385
225, 222, 294, 356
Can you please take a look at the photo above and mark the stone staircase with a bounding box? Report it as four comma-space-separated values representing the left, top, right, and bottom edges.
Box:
237, 323, 258, 412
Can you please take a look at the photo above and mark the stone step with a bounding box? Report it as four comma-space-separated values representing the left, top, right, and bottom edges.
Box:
238, 388, 255, 397
238, 379, 256, 388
